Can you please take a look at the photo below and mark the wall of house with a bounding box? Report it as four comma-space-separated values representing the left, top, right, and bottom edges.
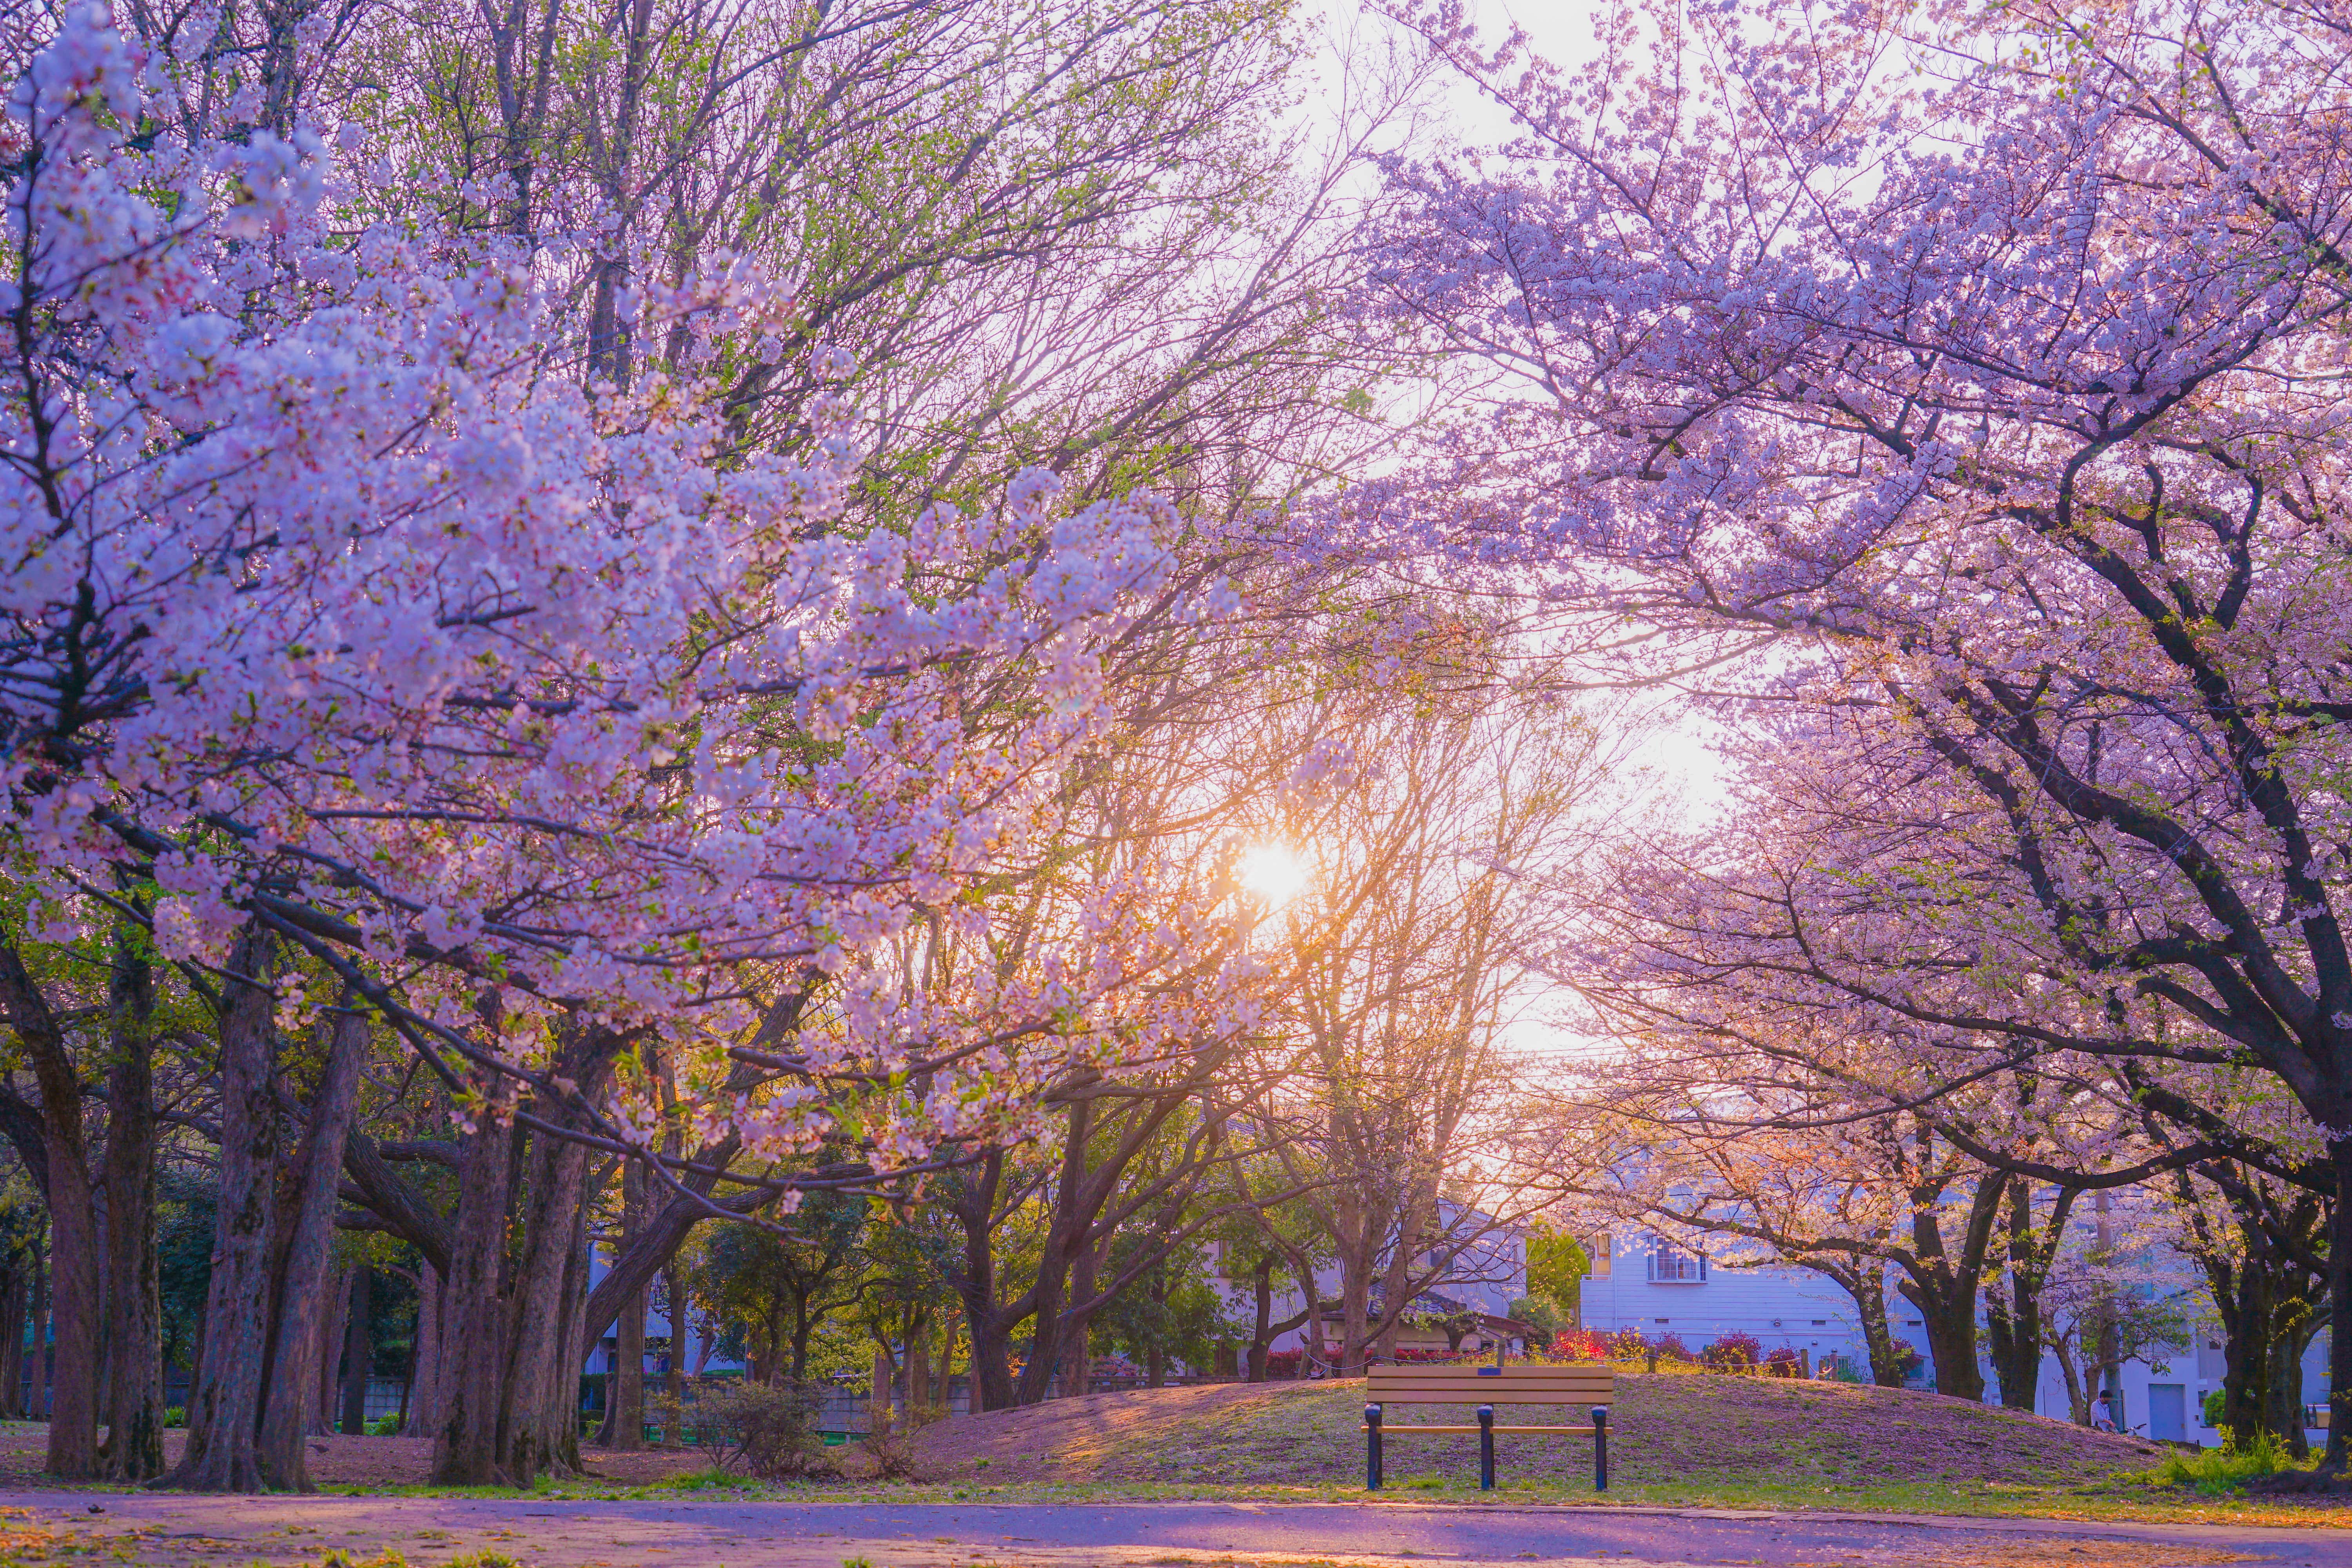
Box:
1581, 1232, 2330, 1448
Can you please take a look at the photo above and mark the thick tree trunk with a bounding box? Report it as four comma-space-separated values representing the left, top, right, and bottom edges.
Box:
403, 1263, 443, 1439
338, 1268, 372, 1436
941, 1151, 1025, 1412
160, 931, 281, 1492
2265, 1312, 2321, 1459
2323, 1137, 2352, 1475
1013, 1105, 1092, 1408
0, 944, 100, 1479
554, 1211, 592, 1469
256, 1005, 369, 1487
1376, 1205, 1420, 1366
98, 938, 162, 1481
1912, 1293, 1984, 1403
316, 1265, 350, 1436
1854, 1271, 1907, 1388
1982, 1298, 2037, 1410
435, 1028, 617, 1486
0, 1266, 27, 1419
501, 1142, 593, 1486
604, 1285, 647, 1448
430, 1114, 517, 1485
1339, 1237, 1372, 1377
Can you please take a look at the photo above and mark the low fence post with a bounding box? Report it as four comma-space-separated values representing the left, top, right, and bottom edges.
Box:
1592, 1406, 1609, 1492
1365, 1403, 1384, 1490
1477, 1404, 1495, 1491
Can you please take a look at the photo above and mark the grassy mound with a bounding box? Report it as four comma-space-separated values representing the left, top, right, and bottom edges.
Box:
909, 1374, 2166, 1496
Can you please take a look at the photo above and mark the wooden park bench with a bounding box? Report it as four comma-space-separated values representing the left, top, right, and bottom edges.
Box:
1363, 1363, 1613, 1492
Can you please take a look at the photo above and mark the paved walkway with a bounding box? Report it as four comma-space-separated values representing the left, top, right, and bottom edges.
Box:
2, 1493, 2339, 1568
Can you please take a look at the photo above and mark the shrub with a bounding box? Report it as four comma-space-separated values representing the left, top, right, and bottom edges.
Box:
1700, 1333, 1761, 1372
860, 1400, 939, 1481
2158, 1428, 2294, 1495
1507, 1296, 1565, 1337
366, 1414, 403, 1436
1264, 1348, 1304, 1378
652, 1380, 833, 1481
162, 1406, 185, 1429
1650, 1334, 1694, 1363
1550, 1327, 1652, 1362
2203, 1388, 2227, 1428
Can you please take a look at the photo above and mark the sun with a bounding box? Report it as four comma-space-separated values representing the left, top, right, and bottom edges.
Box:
1237, 841, 1311, 910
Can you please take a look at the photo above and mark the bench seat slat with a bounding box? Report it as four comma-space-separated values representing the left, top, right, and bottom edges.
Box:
1368, 1390, 1611, 1400
1367, 1381, 1610, 1391
1366, 1425, 1599, 1435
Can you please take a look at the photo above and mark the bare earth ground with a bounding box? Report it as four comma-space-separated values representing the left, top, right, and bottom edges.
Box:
0, 1385, 2319, 1568
0, 1426, 706, 1489
904, 1376, 2171, 1492
0, 1491, 2319, 1568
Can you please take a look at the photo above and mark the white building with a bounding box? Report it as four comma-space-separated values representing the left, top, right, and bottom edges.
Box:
1578, 1229, 2327, 1448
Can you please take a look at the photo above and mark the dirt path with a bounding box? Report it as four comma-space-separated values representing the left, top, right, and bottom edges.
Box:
0, 1491, 2318, 1568
0, 1423, 705, 1489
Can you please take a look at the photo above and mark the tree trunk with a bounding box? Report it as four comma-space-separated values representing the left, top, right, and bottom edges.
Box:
256, 1004, 370, 1487
430, 1113, 515, 1485
316, 1266, 348, 1436
940, 1149, 1029, 1412
605, 1279, 646, 1450
97, 936, 162, 1481
1060, 1241, 1096, 1398
1339, 1237, 1372, 1377
436, 1030, 617, 1486
159, 931, 281, 1492
0, 944, 100, 1479
403, 1263, 443, 1439
2323, 1136, 2352, 1475
550, 1201, 593, 1472
30, 1251, 46, 1417
661, 1252, 685, 1440
1248, 1258, 1273, 1382
2265, 1310, 2321, 1459
339, 1267, 372, 1436
0, 1266, 27, 1419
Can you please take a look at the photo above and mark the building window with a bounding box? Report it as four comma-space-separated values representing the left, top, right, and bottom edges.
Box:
1646, 1238, 1706, 1283
1591, 1235, 1611, 1277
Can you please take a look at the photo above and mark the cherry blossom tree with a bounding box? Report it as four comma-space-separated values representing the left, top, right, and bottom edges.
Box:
1368, 0, 2352, 1479
4, 7, 1259, 1486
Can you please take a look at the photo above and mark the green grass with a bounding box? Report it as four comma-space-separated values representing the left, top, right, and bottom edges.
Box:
2154, 1430, 2299, 1496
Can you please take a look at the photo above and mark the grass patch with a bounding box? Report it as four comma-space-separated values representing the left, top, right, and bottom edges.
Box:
2153, 1430, 2299, 1496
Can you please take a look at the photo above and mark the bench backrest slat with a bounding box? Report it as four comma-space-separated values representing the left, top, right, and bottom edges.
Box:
1367, 1365, 1613, 1405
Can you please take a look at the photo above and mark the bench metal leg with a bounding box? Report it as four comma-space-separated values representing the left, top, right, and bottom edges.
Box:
1477, 1404, 1495, 1491
1365, 1403, 1383, 1490
1592, 1405, 1609, 1492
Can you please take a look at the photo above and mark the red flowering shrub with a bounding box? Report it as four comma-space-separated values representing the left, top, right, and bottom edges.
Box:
1701, 1332, 1761, 1371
